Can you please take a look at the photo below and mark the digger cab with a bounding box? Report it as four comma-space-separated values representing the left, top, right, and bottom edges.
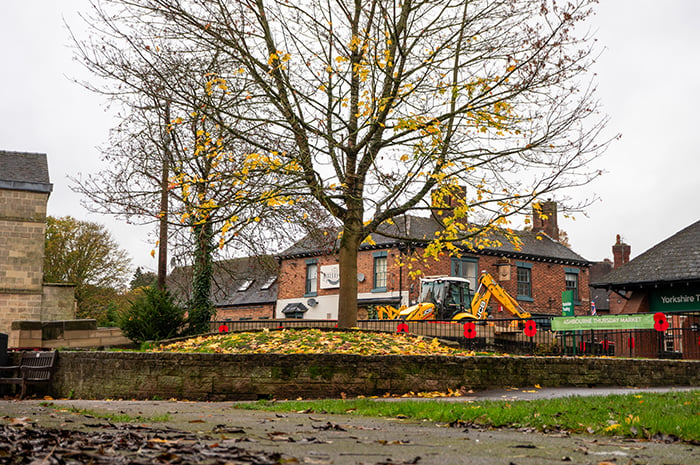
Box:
419, 277, 472, 320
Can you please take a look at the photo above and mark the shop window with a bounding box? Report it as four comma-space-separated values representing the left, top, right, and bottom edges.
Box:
305, 260, 318, 296
373, 251, 387, 292
451, 258, 478, 292
565, 267, 580, 303
516, 262, 533, 301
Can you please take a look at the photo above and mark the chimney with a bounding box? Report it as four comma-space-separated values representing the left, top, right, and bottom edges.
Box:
532, 200, 559, 241
431, 185, 467, 223
612, 234, 630, 269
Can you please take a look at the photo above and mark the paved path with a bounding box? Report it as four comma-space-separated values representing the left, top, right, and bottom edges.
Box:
1, 387, 698, 465
408, 385, 700, 402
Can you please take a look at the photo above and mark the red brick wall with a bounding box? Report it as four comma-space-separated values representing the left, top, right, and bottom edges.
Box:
279, 247, 591, 317
215, 304, 275, 321
387, 249, 591, 316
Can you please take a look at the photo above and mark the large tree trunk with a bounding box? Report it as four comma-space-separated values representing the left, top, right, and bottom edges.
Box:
337, 207, 363, 328
189, 220, 214, 334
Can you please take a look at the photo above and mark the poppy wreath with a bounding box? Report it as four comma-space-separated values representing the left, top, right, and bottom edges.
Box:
523, 319, 537, 337
654, 312, 669, 332
397, 322, 409, 334
218, 324, 229, 333
463, 322, 477, 339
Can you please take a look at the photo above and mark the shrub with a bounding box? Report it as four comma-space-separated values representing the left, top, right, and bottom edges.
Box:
118, 287, 185, 343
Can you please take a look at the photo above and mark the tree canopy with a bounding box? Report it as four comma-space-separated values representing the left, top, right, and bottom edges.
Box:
44, 216, 132, 315
72, 0, 611, 327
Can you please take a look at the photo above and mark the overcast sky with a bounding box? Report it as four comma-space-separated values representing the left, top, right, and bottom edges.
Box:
1, 1, 699, 273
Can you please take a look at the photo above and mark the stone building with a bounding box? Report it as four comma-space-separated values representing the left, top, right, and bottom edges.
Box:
0, 151, 75, 337
276, 201, 592, 320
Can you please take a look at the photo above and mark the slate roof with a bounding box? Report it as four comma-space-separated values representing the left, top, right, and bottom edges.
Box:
167, 256, 278, 308
0, 151, 53, 193
279, 214, 589, 265
591, 219, 700, 289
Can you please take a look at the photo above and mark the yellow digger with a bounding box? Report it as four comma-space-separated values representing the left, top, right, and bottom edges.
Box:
376, 271, 531, 321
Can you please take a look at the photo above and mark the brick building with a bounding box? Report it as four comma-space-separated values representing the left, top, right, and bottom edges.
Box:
168, 255, 278, 321
0, 151, 76, 338
592, 223, 700, 314
591, 221, 700, 357
588, 235, 631, 315
276, 202, 592, 320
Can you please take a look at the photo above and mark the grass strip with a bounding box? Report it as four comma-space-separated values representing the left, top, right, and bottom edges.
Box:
235, 391, 700, 442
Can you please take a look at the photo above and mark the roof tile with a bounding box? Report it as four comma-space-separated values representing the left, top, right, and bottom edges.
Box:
591, 219, 700, 287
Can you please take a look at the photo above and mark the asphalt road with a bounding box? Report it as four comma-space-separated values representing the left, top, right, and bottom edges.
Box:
1, 387, 698, 465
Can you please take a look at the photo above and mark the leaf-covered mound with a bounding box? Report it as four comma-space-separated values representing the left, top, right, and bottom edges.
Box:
154, 328, 476, 356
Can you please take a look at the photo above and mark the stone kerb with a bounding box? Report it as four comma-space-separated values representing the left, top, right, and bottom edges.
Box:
45, 352, 700, 401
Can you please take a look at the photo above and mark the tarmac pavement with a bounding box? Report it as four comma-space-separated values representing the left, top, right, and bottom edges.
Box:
1, 387, 698, 465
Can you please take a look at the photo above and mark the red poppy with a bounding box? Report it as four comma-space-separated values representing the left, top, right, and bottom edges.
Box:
523, 320, 537, 337
218, 324, 229, 333
463, 322, 477, 339
397, 322, 409, 334
654, 312, 669, 332
628, 337, 635, 349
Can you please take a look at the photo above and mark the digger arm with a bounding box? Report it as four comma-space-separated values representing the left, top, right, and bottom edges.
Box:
469, 272, 532, 319
376, 305, 403, 320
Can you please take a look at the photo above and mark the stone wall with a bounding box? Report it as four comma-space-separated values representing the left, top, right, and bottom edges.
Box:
8, 320, 131, 349
43, 352, 700, 401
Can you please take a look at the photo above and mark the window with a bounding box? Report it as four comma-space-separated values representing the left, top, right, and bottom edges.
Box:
516, 262, 532, 301
451, 258, 478, 292
305, 260, 318, 296
373, 251, 388, 292
565, 267, 580, 302
260, 276, 277, 290
237, 279, 253, 292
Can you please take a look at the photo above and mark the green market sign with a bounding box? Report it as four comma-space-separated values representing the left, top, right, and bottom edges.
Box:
551, 314, 655, 332
650, 287, 700, 312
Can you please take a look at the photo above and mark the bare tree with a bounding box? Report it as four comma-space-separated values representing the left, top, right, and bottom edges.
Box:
70, 11, 321, 332
74, 0, 612, 327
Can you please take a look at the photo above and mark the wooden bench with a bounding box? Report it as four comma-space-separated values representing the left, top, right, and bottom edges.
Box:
0, 351, 57, 399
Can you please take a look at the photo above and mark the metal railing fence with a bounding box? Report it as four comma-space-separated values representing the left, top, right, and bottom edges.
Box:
211, 312, 700, 360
